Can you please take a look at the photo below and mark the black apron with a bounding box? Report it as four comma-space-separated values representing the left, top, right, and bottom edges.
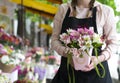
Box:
51, 7, 112, 83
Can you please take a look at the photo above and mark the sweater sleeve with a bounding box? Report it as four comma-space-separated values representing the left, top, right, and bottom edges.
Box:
51, 4, 68, 57
101, 6, 117, 60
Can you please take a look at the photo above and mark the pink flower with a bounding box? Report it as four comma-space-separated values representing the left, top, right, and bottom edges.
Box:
0, 44, 4, 48
60, 33, 71, 44
88, 28, 94, 35
82, 28, 90, 35
0, 48, 8, 55
84, 28, 89, 33
66, 29, 80, 41
48, 55, 56, 60
70, 32, 80, 40
77, 28, 84, 34
78, 36, 83, 47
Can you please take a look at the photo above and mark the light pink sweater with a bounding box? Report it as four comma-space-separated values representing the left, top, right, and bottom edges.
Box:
51, 1, 117, 60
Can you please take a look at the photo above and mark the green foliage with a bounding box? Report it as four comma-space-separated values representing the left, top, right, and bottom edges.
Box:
35, 0, 51, 4
62, 0, 68, 3
26, 11, 40, 22
97, 0, 118, 15
25, 0, 57, 23
117, 20, 120, 33
34, 0, 58, 6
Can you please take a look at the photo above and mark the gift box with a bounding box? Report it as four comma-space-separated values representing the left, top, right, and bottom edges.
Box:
72, 48, 93, 70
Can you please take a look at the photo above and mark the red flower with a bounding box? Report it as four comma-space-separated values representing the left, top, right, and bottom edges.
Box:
1, 33, 10, 41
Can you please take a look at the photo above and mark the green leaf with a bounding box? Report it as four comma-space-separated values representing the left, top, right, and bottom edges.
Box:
92, 42, 103, 48
97, 0, 119, 15
79, 54, 83, 58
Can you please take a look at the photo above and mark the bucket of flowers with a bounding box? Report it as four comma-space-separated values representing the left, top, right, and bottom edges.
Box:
47, 55, 56, 65
0, 44, 25, 73
0, 28, 22, 49
0, 69, 11, 83
0, 28, 25, 73
26, 47, 45, 63
15, 66, 39, 83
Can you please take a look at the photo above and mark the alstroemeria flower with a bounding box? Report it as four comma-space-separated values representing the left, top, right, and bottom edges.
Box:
77, 28, 84, 34
92, 33, 102, 43
88, 29, 94, 35
67, 29, 80, 40
60, 33, 71, 44
82, 35, 91, 41
84, 41, 92, 48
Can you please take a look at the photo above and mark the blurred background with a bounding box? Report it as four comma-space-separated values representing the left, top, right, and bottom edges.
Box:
0, 0, 120, 83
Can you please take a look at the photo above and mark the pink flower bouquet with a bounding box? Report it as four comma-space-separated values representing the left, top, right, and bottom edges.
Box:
60, 27, 103, 70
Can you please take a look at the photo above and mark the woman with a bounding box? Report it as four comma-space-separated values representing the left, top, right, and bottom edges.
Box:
51, 0, 117, 83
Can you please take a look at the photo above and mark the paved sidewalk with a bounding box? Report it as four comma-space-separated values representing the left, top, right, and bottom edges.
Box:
112, 78, 120, 83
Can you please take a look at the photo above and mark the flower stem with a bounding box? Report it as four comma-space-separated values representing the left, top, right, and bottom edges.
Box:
67, 51, 75, 83
94, 48, 106, 78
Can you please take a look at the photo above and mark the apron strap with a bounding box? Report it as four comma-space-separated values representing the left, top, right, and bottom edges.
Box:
65, 7, 71, 18
92, 7, 98, 33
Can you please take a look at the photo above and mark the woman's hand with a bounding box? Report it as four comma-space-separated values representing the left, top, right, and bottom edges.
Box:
82, 55, 105, 72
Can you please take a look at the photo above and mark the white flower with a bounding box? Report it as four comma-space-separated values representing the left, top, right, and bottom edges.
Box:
66, 29, 74, 33
12, 53, 25, 61
36, 51, 42, 55
80, 46, 87, 51
27, 71, 34, 80
83, 35, 91, 41
34, 73, 39, 80
1, 55, 10, 64
14, 59, 20, 64
85, 41, 92, 48
93, 33, 102, 43
0, 74, 9, 83
17, 53, 25, 61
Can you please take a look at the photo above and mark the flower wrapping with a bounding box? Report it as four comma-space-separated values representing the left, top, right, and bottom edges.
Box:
72, 47, 93, 70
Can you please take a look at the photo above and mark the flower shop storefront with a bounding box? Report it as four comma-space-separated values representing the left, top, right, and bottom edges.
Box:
0, 0, 61, 83
0, 28, 59, 82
